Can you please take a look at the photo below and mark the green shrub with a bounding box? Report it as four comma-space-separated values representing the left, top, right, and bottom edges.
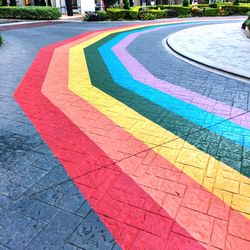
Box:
158, 5, 191, 15
182, 0, 189, 7
123, 0, 130, 10
220, 5, 250, 15
157, 4, 180, 9
0, 34, 3, 46
107, 8, 128, 20
203, 7, 219, 16
166, 9, 178, 17
148, 9, 166, 18
233, 0, 240, 5
0, 6, 61, 20
209, 3, 218, 8
138, 11, 156, 20
191, 7, 204, 16
195, 4, 209, 7
219, 9, 229, 16
97, 10, 108, 20
127, 10, 138, 19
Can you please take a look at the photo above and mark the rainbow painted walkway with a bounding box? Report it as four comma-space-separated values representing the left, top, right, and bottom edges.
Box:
14, 19, 250, 249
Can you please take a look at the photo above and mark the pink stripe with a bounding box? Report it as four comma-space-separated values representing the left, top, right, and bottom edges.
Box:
112, 28, 250, 128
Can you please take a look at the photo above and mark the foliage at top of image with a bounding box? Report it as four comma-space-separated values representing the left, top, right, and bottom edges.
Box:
234, 0, 240, 5
123, 0, 130, 10
182, 0, 189, 7
0, 6, 61, 20
85, 2, 250, 22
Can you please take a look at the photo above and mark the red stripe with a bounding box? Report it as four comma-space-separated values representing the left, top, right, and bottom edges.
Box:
14, 27, 205, 249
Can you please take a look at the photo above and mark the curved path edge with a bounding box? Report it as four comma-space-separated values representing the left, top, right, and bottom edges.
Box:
166, 28, 250, 81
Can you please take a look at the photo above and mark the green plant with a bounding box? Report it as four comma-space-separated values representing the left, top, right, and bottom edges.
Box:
0, 6, 61, 20
97, 10, 108, 20
148, 9, 166, 18
157, 4, 182, 10
127, 10, 138, 19
123, 0, 130, 10
194, 4, 209, 7
203, 7, 219, 16
138, 11, 156, 20
158, 5, 191, 15
220, 5, 250, 14
209, 3, 217, 8
233, 0, 240, 5
0, 34, 3, 46
166, 9, 178, 17
219, 9, 229, 16
107, 8, 128, 20
191, 7, 204, 16
183, 0, 189, 7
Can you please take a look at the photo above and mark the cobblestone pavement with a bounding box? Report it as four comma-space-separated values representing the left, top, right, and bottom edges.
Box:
1, 18, 250, 249
167, 22, 250, 79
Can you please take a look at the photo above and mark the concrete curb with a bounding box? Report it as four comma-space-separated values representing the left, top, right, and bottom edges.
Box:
167, 22, 250, 80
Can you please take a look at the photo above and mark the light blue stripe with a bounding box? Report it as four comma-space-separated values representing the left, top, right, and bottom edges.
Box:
98, 22, 249, 148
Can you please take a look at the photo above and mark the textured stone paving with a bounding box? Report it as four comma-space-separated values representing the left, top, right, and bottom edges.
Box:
1, 18, 250, 249
167, 22, 250, 79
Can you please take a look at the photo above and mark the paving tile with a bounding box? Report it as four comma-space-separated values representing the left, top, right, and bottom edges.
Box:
26, 210, 81, 249
67, 211, 119, 249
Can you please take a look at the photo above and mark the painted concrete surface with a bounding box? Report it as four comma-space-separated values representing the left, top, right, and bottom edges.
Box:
167, 22, 250, 78
0, 18, 249, 249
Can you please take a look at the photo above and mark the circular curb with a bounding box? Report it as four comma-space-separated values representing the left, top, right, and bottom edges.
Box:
166, 23, 250, 81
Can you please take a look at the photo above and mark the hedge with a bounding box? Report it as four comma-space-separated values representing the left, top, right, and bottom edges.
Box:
128, 10, 138, 19
220, 5, 250, 15
138, 11, 156, 20
203, 7, 219, 16
107, 8, 128, 20
0, 6, 61, 20
157, 5, 191, 15
147, 9, 166, 18
87, 4, 250, 21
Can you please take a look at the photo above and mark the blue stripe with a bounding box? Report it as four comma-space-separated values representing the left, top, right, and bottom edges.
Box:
98, 23, 249, 148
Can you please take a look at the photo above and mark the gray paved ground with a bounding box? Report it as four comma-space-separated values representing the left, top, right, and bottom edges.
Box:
128, 21, 250, 111
0, 22, 129, 250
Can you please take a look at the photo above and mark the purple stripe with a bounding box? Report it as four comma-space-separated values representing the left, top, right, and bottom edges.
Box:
112, 29, 250, 129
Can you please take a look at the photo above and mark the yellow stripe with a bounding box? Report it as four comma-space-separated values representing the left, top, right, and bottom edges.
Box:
68, 22, 250, 219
